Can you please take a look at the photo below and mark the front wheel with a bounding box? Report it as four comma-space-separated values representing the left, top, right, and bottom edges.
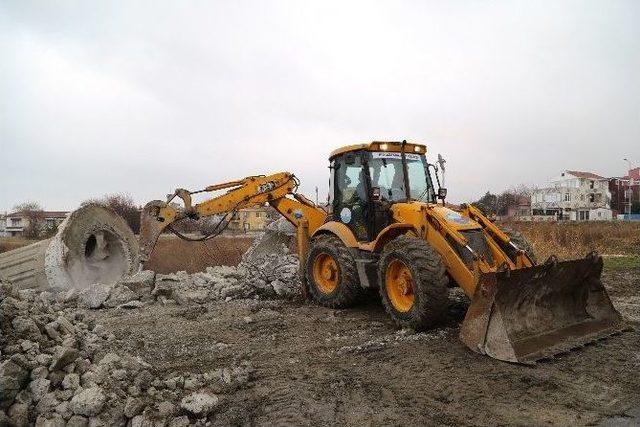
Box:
378, 235, 449, 330
305, 235, 361, 308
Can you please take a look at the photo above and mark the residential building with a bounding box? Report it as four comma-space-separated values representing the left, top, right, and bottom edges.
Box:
5, 211, 69, 237
504, 195, 531, 219
531, 170, 613, 221
609, 167, 640, 216
228, 207, 271, 232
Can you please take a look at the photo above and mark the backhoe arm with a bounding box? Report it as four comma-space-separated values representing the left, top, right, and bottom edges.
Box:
139, 172, 326, 262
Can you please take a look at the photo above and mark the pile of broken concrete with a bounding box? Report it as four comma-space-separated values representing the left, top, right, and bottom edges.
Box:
0, 280, 253, 426
67, 260, 301, 312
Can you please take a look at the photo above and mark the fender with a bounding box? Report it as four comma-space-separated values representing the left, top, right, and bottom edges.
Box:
311, 221, 417, 253
361, 223, 417, 252
311, 221, 359, 247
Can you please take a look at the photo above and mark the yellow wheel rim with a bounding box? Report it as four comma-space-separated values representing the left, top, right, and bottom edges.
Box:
312, 253, 339, 294
385, 259, 415, 312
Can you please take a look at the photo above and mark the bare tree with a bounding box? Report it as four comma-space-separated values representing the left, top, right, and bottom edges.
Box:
473, 191, 498, 215
12, 201, 45, 239
83, 194, 141, 233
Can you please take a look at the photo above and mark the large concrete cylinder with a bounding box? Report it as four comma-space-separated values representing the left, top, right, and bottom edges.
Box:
0, 204, 140, 290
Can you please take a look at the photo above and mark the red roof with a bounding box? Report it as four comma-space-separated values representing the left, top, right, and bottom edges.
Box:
565, 170, 605, 180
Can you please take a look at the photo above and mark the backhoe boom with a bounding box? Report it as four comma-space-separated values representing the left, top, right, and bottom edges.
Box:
138, 172, 327, 263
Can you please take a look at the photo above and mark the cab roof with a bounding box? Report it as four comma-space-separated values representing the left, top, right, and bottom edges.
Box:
329, 141, 427, 159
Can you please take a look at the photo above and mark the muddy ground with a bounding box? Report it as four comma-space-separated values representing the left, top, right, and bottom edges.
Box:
89, 268, 640, 426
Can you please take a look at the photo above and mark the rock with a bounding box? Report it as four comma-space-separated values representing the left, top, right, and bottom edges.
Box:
56, 316, 76, 335
118, 300, 144, 309
35, 353, 53, 367
20, 339, 37, 353
168, 415, 190, 427
104, 285, 138, 308
50, 346, 79, 371
0, 360, 28, 407
31, 366, 49, 380
35, 413, 65, 427
179, 392, 219, 416
13, 389, 33, 405
120, 270, 155, 297
151, 280, 174, 299
78, 284, 112, 309
11, 316, 41, 341
47, 370, 66, 388
157, 401, 177, 416
62, 373, 80, 390
173, 288, 210, 305
7, 402, 29, 426
55, 400, 72, 420
98, 353, 121, 367
164, 376, 183, 390
70, 387, 106, 417
66, 415, 89, 427
123, 396, 144, 418
45, 323, 62, 341
134, 370, 154, 390
29, 378, 51, 401
130, 414, 155, 427
112, 369, 127, 381
59, 289, 78, 304
35, 392, 59, 415
183, 375, 203, 390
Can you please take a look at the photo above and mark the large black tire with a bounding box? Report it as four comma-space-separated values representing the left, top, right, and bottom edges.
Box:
502, 227, 537, 264
378, 236, 449, 330
305, 235, 361, 308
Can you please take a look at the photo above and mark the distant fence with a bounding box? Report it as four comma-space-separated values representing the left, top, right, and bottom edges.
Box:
617, 214, 640, 221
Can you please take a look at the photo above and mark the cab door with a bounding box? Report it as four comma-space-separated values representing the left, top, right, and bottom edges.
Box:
331, 152, 373, 242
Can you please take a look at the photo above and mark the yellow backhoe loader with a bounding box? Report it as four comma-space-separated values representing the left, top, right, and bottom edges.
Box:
139, 141, 626, 363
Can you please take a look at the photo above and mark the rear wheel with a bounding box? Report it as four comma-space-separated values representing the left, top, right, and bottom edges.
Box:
378, 235, 449, 330
502, 227, 537, 264
305, 235, 361, 308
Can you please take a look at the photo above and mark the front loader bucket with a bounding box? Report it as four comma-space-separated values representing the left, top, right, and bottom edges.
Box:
460, 253, 627, 364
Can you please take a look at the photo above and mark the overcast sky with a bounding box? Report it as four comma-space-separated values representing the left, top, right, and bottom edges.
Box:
1, 1, 639, 212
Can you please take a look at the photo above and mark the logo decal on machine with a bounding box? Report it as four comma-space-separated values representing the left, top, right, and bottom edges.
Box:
445, 211, 471, 224
340, 207, 352, 224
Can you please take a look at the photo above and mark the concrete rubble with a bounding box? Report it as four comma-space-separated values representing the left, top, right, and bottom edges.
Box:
0, 280, 254, 426
0, 222, 299, 425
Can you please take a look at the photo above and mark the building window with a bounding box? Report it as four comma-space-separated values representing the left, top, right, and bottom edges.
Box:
564, 193, 570, 202
589, 194, 595, 203
11, 218, 20, 226
580, 194, 585, 201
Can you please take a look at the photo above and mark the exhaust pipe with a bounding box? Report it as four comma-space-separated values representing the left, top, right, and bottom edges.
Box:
0, 204, 139, 290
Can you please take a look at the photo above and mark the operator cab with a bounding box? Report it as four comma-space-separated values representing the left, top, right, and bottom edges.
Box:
328, 141, 444, 242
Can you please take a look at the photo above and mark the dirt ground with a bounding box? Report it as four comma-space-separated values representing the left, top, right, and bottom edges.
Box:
87, 266, 640, 426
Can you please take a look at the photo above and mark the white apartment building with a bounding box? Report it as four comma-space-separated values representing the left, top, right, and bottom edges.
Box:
531, 170, 613, 221
4, 211, 69, 237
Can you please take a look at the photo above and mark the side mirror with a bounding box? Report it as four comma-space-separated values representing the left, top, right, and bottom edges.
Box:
437, 188, 447, 200
371, 187, 381, 201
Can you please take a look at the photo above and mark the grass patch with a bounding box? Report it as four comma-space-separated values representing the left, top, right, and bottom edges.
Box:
0, 237, 38, 253
603, 256, 640, 271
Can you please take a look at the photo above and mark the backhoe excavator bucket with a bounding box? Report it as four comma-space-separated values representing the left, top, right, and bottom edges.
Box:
460, 253, 627, 364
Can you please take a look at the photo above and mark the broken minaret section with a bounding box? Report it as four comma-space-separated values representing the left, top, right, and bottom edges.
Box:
0, 204, 140, 290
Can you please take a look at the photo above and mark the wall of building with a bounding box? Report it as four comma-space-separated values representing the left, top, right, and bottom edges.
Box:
530, 172, 612, 221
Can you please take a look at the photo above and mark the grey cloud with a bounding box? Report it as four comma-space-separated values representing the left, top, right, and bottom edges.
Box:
1, 1, 638, 212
